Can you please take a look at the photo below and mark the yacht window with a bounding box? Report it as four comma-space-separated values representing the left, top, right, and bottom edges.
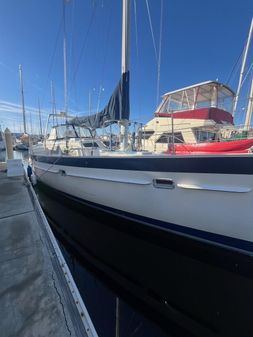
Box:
56, 126, 65, 139
141, 130, 154, 140
194, 130, 217, 142
74, 126, 92, 138
83, 142, 99, 148
156, 83, 234, 114
156, 132, 184, 144
54, 125, 76, 139
65, 127, 76, 138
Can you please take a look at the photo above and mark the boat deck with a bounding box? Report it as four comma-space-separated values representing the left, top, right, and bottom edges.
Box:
0, 168, 97, 337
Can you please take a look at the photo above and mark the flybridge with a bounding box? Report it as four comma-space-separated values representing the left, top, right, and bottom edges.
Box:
156, 81, 235, 116
155, 108, 234, 125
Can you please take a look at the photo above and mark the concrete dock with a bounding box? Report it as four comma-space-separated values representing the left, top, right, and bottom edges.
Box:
0, 163, 98, 337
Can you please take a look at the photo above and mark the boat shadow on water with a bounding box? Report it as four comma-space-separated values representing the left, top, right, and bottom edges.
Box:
36, 181, 253, 337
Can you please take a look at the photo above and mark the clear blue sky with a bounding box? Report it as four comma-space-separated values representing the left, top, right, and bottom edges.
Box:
0, 0, 252, 133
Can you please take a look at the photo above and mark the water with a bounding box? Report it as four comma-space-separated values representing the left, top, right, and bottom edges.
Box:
0, 149, 29, 162
34, 184, 168, 337
59, 241, 167, 337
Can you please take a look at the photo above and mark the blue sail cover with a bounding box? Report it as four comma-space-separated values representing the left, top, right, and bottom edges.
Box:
70, 71, 129, 129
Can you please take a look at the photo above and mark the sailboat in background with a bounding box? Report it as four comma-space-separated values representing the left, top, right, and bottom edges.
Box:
14, 64, 29, 151
32, 1, 253, 336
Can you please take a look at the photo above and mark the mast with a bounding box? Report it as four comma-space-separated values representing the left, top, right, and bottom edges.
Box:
244, 77, 253, 131
19, 64, 27, 134
51, 80, 57, 125
63, 0, 68, 114
233, 18, 253, 117
88, 90, 92, 116
121, 0, 130, 75
120, 0, 130, 151
29, 109, 33, 135
38, 98, 43, 136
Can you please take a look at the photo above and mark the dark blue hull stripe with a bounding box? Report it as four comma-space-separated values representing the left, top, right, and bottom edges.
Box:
43, 182, 253, 254
32, 154, 253, 175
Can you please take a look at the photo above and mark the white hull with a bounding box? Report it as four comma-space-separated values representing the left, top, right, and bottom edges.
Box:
33, 155, 253, 251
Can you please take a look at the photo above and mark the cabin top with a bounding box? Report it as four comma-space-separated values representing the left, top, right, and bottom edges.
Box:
156, 81, 235, 114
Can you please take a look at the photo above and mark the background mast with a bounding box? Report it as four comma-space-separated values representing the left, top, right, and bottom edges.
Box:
38, 98, 43, 136
19, 64, 27, 134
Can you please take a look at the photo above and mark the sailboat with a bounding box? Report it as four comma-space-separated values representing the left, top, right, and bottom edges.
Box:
15, 64, 29, 151
31, 0, 253, 252
32, 2, 253, 335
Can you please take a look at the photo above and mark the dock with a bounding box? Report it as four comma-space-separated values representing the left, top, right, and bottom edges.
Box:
0, 160, 98, 337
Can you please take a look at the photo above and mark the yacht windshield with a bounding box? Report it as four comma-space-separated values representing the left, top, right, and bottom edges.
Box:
48, 124, 92, 140
74, 126, 92, 138
157, 81, 235, 114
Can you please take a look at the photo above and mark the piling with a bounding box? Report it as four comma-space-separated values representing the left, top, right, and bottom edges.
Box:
4, 127, 13, 160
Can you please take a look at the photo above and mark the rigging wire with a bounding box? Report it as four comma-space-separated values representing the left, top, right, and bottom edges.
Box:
40, 16, 63, 108
95, 1, 113, 114
68, 1, 98, 116
225, 45, 244, 85
133, 0, 139, 61
156, 0, 163, 106
241, 62, 253, 88
70, 2, 98, 91
133, 0, 143, 123
237, 63, 253, 120
69, 0, 81, 114
69, 0, 76, 83
145, 0, 158, 63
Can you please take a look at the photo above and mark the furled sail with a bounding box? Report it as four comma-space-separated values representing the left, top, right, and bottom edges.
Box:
70, 71, 129, 129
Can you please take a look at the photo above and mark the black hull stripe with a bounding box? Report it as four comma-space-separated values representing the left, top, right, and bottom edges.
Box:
32, 154, 253, 174
39, 180, 253, 254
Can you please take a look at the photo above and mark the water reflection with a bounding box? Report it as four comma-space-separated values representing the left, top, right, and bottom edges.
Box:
35, 186, 167, 337
59, 241, 167, 337
0, 150, 29, 162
